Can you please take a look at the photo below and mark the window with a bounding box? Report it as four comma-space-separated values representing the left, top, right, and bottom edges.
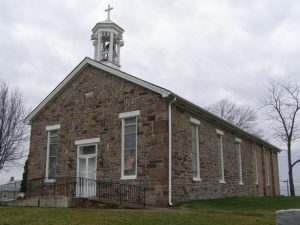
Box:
45, 124, 60, 182
119, 110, 140, 179
254, 148, 259, 185
235, 138, 243, 185
216, 129, 225, 183
190, 118, 200, 181
265, 148, 270, 187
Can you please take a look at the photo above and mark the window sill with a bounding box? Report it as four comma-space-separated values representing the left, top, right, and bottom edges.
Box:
193, 177, 201, 182
44, 178, 55, 183
121, 175, 137, 180
219, 179, 226, 184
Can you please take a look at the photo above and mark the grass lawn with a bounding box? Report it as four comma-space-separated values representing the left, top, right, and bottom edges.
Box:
0, 196, 299, 225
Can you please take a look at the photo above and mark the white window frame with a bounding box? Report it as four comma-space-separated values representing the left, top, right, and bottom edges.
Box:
190, 118, 201, 181
235, 138, 243, 185
216, 129, 225, 184
45, 124, 60, 183
76, 143, 98, 178
254, 148, 259, 185
119, 110, 140, 180
265, 147, 270, 187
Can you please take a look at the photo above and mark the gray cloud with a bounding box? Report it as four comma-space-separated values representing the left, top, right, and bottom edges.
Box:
1, 0, 300, 188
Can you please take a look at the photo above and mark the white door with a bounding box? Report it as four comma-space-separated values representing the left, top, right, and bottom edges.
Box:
76, 145, 97, 197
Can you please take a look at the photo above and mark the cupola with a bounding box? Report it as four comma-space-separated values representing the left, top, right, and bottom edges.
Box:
91, 5, 124, 70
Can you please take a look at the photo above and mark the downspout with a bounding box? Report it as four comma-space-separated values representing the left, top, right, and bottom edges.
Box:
168, 97, 176, 207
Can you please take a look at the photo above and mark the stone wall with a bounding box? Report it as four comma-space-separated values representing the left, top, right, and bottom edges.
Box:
27, 65, 169, 206
171, 105, 280, 203
27, 64, 280, 207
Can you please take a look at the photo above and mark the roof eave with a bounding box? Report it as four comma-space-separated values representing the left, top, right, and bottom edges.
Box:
166, 93, 281, 153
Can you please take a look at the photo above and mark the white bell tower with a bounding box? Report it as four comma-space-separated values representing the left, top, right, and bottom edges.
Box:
91, 5, 124, 70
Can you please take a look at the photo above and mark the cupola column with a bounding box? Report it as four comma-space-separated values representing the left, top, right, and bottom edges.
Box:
97, 33, 102, 61
109, 32, 114, 62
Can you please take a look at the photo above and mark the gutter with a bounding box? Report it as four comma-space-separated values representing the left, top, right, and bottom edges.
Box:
168, 97, 176, 207
173, 95, 281, 153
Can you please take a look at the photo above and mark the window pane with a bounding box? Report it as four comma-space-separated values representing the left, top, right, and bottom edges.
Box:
125, 133, 136, 149
124, 149, 136, 176
125, 117, 136, 125
191, 124, 199, 178
125, 124, 136, 133
192, 153, 197, 172
50, 135, 58, 144
192, 138, 196, 154
191, 125, 196, 139
78, 158, 86, 178
80, 145, 96, 155
49, 144, 58, 157
88, 157, 96, 173
48, 157, 56, 178
50, 130, 58, 136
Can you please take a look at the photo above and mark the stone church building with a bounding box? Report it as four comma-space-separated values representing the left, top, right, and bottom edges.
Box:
25, 7, 280, 207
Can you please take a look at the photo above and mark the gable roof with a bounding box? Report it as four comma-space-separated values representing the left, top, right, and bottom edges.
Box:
24, 57, 171, 125
25, 57, 281, 152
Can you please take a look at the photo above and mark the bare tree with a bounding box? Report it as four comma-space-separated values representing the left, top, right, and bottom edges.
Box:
261, 78, 300, 196
0, 81, 28, 170
206, 99, 262, 136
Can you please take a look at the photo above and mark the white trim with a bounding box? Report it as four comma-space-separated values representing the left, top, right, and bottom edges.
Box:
120, 175, 137, 180
218, 134, 225, 183
75, 137, 100, 146
45, 129, 59, 182
191, 122, 201, 181
216, 129, 224, 136
25, 58, 171, 124
121, 116, 138, 180
236, 141, 243, 185
46, 124, 60, 131
119, 110, 140, 119
235, 137, 242, 143
44, 178, 55, 183
265, 147, 270, 187
76, 144, 97, 197
254, 148, 259, 185
219, 179, 226, 184
190, 117, 200, 125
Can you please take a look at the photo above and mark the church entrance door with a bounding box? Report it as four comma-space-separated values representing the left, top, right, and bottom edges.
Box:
76, 144, 97, 197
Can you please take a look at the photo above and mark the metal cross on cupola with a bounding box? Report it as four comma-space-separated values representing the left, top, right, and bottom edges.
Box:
105, 4, 113, 20
91, 5, 124, 70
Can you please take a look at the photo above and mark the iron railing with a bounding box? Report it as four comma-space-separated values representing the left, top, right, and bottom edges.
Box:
26, 177, 146, 208
26, 177, 77, 198
97, 180, 146, 208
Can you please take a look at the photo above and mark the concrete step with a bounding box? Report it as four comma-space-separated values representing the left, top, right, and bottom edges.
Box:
2, 197, 145, 209
7, 196, 71, 208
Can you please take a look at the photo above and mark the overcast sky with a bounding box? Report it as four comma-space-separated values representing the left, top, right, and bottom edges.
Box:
0, 0, 300, 194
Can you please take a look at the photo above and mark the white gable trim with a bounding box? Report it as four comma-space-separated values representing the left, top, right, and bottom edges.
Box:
46, 124, 60, 131
216, 129, 224, 136
25, 57, 171, 125
190, 117, 200, 125
119, 110, 140, 119
75, 137, 100, 145
235, 138, 242, 143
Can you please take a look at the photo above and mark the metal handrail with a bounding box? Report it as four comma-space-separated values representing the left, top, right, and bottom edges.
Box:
26, 177, 146, 208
